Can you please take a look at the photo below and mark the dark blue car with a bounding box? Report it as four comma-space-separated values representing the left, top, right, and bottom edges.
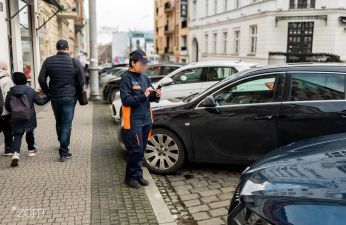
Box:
227, 133, 346, 225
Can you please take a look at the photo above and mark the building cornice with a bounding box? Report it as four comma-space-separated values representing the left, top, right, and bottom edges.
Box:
190, 9, 346, 30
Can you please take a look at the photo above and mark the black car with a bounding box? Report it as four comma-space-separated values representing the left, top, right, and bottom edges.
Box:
227, 132, 346, 225
141, 64, 346, 174
103, 64, 183, 103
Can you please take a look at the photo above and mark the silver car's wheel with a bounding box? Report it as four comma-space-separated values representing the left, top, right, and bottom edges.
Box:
145, 129, 185, 174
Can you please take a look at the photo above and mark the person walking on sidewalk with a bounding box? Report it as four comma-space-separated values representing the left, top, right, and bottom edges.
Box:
5, 72, 49, 167
38, 40, 85, 162
0, 60, 14, 156
120, 50, 162, 188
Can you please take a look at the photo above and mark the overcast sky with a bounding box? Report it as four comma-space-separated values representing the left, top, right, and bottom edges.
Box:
86, 0, 154, 32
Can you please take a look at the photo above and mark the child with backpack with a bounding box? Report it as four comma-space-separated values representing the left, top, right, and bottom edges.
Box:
5, 72, 49, 167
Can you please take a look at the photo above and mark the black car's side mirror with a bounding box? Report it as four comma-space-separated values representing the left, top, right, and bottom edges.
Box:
199, 96, 216, 108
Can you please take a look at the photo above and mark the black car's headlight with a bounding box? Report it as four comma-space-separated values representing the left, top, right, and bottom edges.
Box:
233, 207, 273, 225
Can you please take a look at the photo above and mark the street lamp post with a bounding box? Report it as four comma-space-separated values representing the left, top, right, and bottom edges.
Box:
88, 0, 101, 100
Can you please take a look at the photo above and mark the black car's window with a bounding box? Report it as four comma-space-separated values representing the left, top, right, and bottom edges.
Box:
290, 73, 345, 101
146, 66, 161, 76
207, 67, 238, 82
213, 75, 279, 106
172, 68, 204, 84
163, 66, 179, 75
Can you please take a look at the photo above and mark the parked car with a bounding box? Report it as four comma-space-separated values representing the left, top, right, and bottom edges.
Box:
154, 61, 257, 100
100, 67, 127, 87
103, 64, 183, 104
118, 64, 346, 174
111, 61, 256, 119
99, 64, 128, 76
227, 132, 346, 225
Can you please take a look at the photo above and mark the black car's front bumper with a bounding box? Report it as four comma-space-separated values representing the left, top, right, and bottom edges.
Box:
227, 186, 273, 225
227, 186, 243, 225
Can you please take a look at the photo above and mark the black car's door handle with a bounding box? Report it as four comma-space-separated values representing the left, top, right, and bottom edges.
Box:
254, 115, 273, 120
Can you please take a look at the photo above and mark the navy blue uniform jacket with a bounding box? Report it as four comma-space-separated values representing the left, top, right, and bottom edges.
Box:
120, 69, 160, 130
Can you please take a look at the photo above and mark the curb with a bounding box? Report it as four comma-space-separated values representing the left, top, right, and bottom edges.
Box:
143, 167, 177, 225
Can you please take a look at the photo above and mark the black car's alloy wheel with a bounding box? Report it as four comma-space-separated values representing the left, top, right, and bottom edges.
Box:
144, 128, 185, 174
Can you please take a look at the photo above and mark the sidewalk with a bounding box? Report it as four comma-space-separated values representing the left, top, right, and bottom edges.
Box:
0, 101, 159, 225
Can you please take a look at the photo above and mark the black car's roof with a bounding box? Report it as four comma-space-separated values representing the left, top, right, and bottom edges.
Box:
242, 63, 346, 77
188, 63, 346, 104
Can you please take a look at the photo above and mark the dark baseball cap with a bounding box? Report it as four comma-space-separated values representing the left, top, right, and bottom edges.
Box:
130, 50, 149, 64
56, 39, 69, 50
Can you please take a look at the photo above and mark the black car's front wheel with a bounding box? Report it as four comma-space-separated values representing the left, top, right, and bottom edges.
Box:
144, 128, 185, 174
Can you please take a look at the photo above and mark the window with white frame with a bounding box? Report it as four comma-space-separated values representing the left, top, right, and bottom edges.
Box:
213, 33, 217, 53
223, 31, 228, 54
249, 25, 257, 54
205, 33, 209, 53
192, 0, 197, 20
234, 30, 240, 54
289, 0, 316, 9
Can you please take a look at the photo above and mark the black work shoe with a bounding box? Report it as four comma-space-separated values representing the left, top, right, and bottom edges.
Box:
137, 177, 149, 186
60, 156, 70, 162
66, 153, 72, 158
125, 180, 141, 189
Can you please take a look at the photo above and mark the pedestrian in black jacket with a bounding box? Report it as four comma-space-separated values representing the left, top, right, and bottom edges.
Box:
38, 39, 85, 162
120, 50, 162, 188
5, 72, 49, 167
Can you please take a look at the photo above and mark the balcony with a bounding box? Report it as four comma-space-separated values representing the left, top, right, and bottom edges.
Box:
75, 17, 85, 31
164, 2, 174, 13
57, 11, 78, 20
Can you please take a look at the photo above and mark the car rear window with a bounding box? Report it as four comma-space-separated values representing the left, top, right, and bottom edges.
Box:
290, 73, 345, 101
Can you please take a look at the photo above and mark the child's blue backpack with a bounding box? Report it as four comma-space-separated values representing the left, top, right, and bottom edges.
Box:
10, 94, 33, 121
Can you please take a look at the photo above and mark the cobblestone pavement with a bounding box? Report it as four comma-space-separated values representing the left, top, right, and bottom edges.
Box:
152, 164, 243, 225
91, 102, 158, 225
0, 103, 93, 225
0, 101, 158, 225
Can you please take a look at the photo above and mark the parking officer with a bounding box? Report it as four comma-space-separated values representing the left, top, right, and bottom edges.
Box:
120, 50, 162, 188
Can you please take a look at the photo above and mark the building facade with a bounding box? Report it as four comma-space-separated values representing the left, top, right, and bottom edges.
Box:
39, 0, 87, 63
0, 0, 87, 88
154, 0, 189, 63
112, 31, 157, 65
189, 0, 346, 65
